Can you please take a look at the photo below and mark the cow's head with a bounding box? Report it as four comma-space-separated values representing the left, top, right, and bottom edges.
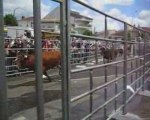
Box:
15, 53, 28, 69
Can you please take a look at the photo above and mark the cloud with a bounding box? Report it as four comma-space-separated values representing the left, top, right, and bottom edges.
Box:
105, 0, 134, 6
138, 10, 150, 21
79, 0, 134, 10
79, 7, 150, 32
107, 8, 133, 23
108, 8, 150, 28
3, 0, 51, 19
4, 0, 149, 31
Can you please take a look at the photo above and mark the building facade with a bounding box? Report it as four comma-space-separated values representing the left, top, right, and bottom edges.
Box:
18, 7, 93, 34
18, 16, 34, 28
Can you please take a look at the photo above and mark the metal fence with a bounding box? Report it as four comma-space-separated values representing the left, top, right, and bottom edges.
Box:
4, 37, 140, 76
4, 38, 101, 76
0, 0, 150, 120
69, 0, 150, 120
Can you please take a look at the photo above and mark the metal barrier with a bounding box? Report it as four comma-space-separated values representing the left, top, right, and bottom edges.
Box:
5, 37, 139, 76
69, 0, 150, 120
5, 38, 103, 76
0, 0, 150, 120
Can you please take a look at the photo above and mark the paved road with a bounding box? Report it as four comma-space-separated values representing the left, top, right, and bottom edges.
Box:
7, 57, 145, 120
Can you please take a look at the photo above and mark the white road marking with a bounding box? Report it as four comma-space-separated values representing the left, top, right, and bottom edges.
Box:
86, 62, 95, 65
76, 65, 87, 68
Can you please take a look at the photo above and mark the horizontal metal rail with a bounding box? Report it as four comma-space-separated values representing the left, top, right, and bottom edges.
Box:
5, 57, 16, 59
145, 61, 150, 66
126, 86, 142, 104
130, 68, 150, 87
72, 0, 150, 34
130, 74, 144, 87
127, 56, 144, 61
6, 70, 33, 77
107, 105, 124, 119
72, 0, 125, 23
71, 75, 124, 102
50, 0, 62, 3
127, 65, 144, 76
127, 53, 150, 62
81, 91, 124, 120
71, 34, 146, 44
5, 65, 17, 68
71, 33, 123, 43
71, 60, 124, 73
5, 47, 60, 51
72, 54, 150, 74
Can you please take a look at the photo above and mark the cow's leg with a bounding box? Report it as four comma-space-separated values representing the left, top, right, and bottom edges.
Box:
58, 64, 61, 76
43, 71, 52, 82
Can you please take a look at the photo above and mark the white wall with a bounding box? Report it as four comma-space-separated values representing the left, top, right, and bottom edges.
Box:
18, 20, 33, 28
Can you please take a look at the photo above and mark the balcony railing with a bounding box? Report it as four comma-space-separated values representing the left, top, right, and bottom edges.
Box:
75, 18, 92, 22
75, 24, 92, 30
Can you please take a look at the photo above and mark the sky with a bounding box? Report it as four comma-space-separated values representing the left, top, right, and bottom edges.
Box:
3, 0, 150, 32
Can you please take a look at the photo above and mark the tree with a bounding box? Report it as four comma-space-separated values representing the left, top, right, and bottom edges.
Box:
141, 33, 145, 39
127, 32, 131, 41
83, 29, 93, 36
4, 14, 18, 26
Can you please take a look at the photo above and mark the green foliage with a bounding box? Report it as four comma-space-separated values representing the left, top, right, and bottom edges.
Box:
127, 32, 131, 41
83, 29, 93, 36
4, 14, 18, 26
141, 33, 144, 38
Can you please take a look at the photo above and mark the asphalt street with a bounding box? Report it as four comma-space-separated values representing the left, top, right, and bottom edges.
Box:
6, 57, 146, 120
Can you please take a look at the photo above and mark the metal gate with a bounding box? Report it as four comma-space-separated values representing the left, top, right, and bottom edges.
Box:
0, 0, 150, 120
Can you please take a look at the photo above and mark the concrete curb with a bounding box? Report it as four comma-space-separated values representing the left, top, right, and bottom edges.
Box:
138, 90, 150, 97
108, 111, 142, 120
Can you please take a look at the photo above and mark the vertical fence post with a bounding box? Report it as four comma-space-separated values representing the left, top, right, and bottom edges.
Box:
95, 40, 98, 64
104, 66, 108, 119
115, 63, 118, 77
133, 43, 135, 56
33, 0, 44, 119
131, 61, 133, 83
142, 35, 146, 91
0, 0, 8, 119
105, 16, 107, 38
89, 70, 93, 114
114, 81, 118, 111
135, 59, 138, 91
122, 23, 127, 115
60, 0, 71, 119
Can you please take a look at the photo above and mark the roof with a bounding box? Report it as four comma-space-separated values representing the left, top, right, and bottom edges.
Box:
41, 19, 59, 23
18, 17, 33, 21
43, 6, 93, 21
111, 30, 124, 36
141, 27, 150, 32
18, 7, 93, 23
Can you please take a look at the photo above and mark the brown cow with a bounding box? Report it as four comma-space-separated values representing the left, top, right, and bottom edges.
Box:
118, 48, 124, 56
100, 46, 118, 63
15, 50, 61, 82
